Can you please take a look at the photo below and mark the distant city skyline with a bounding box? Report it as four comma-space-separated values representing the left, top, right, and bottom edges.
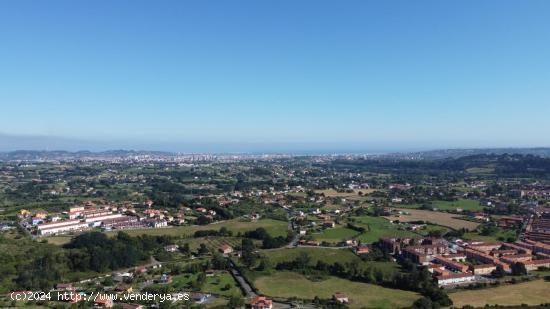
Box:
1, 1, 550, 152
1, 132, 549, 154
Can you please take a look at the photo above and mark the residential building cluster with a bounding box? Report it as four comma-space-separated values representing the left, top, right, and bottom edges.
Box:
380, 236, 550, 287
20, 202, 179, 236
525, 215, 550, 243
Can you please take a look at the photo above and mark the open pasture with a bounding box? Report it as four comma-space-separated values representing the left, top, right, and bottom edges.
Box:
311, 226, 361, 243
254, 271, 420, 309
105, 218, 288, 238
386, 208, 479, 230
350, 215, 416, 243
449, 280, 550, 307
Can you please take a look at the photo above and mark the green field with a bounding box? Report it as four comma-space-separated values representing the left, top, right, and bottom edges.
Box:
386, 208, 480, 230
449, 280, 550, 307
350, 216, 416, 243
44, 236, 73, 245
170, 271, 243, 297
254, 271, 420, 309
312, 226, 361, 243
261, 248, 400, 278
532, 268, 550, 277
431, 199, 483, 211
178, 236, 244, 251
262, 247, 361, 265
44, 219, 287, 245
466, 167, 495, 174
417, 224, 450, 237
105, 218, 288, 238
315, 188, 377, 198
399, 199, 483, 212
463, 229, 517, 242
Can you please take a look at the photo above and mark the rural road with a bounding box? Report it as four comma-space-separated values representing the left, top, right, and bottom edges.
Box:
228, 259, 256, 297
227, 259, 309, 309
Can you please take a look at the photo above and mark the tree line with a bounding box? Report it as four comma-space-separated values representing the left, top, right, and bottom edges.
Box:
15, 232, 172, 290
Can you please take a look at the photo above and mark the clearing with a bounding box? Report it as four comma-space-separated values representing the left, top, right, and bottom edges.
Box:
104, 218, 288, 238
350, 216, 416, 243
45, 219, 287, 245
315, 188, 378, 197
261, 247, 401, 278
262, 247, 361, 265
312, 226, 361, 243
254, 271, 420, 309
398, 199, 484, 212
178, 236, 244, 251
171, 271, 243, 297
385, 209, 479, 230
449, 279, 550, 307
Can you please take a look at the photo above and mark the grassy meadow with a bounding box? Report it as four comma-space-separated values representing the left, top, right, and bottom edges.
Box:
386, 208, 480, 230
170, 271, 243, 297
178, 236, 244, 251
104, 218, 288, 238
261, 247, 401, 279
44, 218, 287, 245
253, 271, 420, 309
350, 215, 416, 243
449, 280, 550, 307
312, 226, 361, 243
397, 199, 484, 212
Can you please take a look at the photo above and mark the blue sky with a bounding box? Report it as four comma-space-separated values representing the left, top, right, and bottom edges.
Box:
1, 0, 549, 152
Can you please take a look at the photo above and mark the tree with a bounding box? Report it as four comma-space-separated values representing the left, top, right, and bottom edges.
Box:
227, 295, 245, 308
511, 262, 527, 276
374, 269, 384, 284
257, 256, 273, 271
491, 265, 506, 278
15, 251, 65, 290
364, 267, 376, 283
295, 252, 311, 269
219, 226, 232, 236
480, 224, 498, 236
191, 272, 206, 290
241, 238, 256, 268
180, 243, 190, 255
198, 244, 209, 255
212, 252, 229, 270
412, 297, 434, 309
196, 215, 212, 225
427, 229, 443, 238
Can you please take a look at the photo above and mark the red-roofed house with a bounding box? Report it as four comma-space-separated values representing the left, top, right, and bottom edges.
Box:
94, 295, 114, 308
56, 283, 74, 291
333, 293, 349, 303
219, 244, 233, 254
355, 245, 370, 255
250, 296, 273, 309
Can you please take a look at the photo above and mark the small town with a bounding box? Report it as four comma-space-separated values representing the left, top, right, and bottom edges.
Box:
1, 152, 550, 308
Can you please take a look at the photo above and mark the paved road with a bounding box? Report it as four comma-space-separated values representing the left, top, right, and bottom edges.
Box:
226, 259, 311, 309
287, 219, 300, 248
519, 214, 532, 240
228, 259, 256, 297
18, 219, 36, 239
296, 245, 352, 249
78, 255, 162, 284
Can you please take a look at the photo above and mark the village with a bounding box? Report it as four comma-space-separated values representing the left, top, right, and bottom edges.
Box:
2, 154, 550, 308
20, 200, 182, 237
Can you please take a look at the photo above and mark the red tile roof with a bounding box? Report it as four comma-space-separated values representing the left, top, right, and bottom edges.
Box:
250, 296, 272, 307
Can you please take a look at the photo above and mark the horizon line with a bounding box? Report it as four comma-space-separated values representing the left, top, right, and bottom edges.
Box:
2, 146, 550, 156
